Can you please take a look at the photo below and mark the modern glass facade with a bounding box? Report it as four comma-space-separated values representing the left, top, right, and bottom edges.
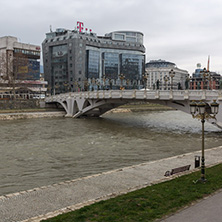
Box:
102, 52, 119, 79
51, 44, 68, 93
86, 51, 145, 81
42, 28, 145, 93
120, 54, 145, 80
86, 50, 100, 79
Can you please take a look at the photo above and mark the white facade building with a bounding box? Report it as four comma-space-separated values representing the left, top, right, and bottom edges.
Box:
145, 60, 189, 90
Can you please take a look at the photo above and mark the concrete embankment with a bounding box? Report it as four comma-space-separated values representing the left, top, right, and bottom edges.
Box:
1, 146, 222, 222
0, 111, 65, 120
0, 105, 173, 120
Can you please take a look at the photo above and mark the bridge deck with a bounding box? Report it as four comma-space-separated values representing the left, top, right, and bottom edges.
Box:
45, 90, 222, 127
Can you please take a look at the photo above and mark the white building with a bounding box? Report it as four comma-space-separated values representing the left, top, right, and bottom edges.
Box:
145, 60, 189, 90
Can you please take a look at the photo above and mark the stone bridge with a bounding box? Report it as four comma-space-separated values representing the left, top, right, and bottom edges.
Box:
45, 90, 222, 128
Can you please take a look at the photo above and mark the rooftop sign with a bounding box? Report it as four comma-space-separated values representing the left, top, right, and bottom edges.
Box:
77, 21, 92, 33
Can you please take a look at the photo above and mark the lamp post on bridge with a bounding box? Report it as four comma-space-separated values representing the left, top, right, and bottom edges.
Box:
47, 86, 52, 96
119, 74, 125, 90
169, 69, 175, 90
84, 79, 89, 91
164, 75, 169, 90
200, 68, 210, 90
142, 72, 148, 90
109, 79, 113, 90
96, 80, 100, 90
54, 84, 60, 95
103, 75, 106, 90
63, 82, 69, 93
190, 100, 219, 183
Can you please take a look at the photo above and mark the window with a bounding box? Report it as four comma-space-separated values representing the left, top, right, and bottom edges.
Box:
114, 33, 125, 40
86, 50, 100, 79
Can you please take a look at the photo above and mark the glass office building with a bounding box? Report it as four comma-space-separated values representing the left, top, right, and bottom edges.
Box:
42, 29, 145, 94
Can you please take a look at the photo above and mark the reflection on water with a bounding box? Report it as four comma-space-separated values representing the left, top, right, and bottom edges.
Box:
0, 110, 221, 195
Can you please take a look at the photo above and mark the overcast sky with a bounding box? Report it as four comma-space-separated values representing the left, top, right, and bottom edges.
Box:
1, 0, 222, 74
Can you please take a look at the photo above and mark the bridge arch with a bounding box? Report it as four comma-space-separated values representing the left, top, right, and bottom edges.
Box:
45, 90, 222, 128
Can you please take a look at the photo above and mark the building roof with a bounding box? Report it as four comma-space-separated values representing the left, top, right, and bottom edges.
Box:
146, 59, 175, 68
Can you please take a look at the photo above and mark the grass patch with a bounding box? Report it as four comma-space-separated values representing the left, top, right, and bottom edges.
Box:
42, 164, 222, 222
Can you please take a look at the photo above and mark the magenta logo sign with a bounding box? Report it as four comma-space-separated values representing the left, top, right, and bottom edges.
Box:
77, 21, 92, 33
77, 21, 84, 32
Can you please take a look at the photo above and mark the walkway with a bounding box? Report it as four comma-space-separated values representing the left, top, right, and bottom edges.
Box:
1, 146, 222, 222
162, 188, 222, 222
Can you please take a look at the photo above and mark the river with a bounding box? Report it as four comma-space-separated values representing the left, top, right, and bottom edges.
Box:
0, 110, 222, 195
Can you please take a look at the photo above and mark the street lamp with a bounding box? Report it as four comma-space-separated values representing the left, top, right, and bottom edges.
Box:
74, 80, 78, 92
109, 79, 113, 90
190, 100, 219, 182
54, 84, 59, 95
96, 80, 100, 90
63, 82, 69, 92
119, 74, 125, 90
169, 69, 175, 90
47, 86, 52, 95
102, 75, 106, 90
200, 68, 209, 90
142, 73, 148, 90
84, 79, 89, 91
164, 75, 169, 90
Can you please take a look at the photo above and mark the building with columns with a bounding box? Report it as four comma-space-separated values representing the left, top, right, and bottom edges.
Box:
145, 59, 189, 90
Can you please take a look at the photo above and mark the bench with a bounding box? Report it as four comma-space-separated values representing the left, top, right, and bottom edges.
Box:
164, 164, 191, 177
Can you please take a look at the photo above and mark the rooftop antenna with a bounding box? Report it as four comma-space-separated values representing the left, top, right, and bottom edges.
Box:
207, 55, 210, 71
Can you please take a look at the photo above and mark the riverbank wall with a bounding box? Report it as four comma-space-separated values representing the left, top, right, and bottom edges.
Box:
0, 99, 41, 110
0, 111, 65, 120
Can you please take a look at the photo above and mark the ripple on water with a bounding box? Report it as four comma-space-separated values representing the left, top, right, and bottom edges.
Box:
0, 110, 222, 195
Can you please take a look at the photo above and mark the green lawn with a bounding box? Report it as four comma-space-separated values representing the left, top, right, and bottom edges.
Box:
42, 164, 222, 222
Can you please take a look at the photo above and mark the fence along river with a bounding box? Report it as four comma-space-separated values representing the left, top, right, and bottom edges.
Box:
0, 110, 222, 195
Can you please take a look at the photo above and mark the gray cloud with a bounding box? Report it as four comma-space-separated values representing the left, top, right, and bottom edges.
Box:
1, 0, 222, 74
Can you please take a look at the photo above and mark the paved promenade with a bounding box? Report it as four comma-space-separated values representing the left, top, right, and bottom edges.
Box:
1, 146, 222, 222
162, 188, 222, 222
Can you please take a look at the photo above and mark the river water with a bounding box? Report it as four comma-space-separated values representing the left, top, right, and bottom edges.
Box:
0, 110, 222, 195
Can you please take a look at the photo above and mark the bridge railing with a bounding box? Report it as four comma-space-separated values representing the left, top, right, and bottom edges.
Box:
45, 89, 222, 103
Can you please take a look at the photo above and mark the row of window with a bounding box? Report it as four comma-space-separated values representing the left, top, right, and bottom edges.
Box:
45, 35, 143, 48
86, 51, 145, 80
14, 48, 40, 56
